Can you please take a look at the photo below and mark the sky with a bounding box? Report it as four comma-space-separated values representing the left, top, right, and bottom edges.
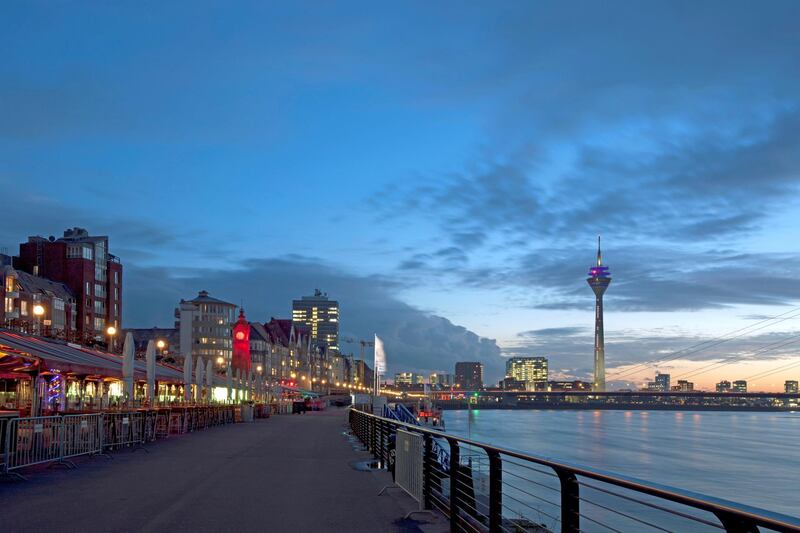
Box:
2, 1, 800, 390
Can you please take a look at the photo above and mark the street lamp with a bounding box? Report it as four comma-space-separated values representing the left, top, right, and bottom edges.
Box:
33, 304, 45, 335
156, 339, 166, 351
106, 325, 117, 352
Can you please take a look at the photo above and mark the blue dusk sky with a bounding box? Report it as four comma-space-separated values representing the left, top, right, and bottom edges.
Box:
2, 1, 800, 390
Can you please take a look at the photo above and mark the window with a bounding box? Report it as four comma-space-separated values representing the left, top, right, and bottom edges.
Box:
94, 317, 105, 331
85, 282, 91, 295
5, 276, 14, 292
4, 297, 13, 313
95, 284, 105, 298
21, 301, 28, 316
114, 288, 118, 300
113, 303, 118, 317
83, 246, 93, 260
54, 299, 65, 311
114, 271, 119, 284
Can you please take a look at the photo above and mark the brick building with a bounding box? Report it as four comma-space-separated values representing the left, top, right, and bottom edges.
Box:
14, 228, 122, 343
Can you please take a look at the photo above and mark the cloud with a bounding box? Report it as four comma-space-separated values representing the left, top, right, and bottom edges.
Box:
518, 327, 588, 338
123, 255, 505, 380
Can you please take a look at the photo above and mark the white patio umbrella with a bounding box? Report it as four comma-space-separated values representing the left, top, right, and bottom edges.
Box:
145, 339, 156, 403
195, 357, 205, 403
226, 364, 233, 402
122, 332, 135, 404
183, 349, 193, 402
206, 358, 213, 403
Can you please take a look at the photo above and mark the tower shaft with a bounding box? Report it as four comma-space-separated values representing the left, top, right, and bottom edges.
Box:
594, 293, 605, 391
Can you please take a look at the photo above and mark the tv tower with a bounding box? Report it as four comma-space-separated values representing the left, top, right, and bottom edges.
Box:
587, 236, 611, 392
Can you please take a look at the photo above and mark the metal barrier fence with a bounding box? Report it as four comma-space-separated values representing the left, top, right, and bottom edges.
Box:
2, 406, 244, 479
61, 414, 103, 461
349, 408, 800, 533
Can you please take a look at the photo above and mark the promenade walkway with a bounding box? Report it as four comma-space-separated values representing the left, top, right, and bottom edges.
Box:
0, 407, 447, 533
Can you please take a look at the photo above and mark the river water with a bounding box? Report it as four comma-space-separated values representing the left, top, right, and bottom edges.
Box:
443, 409, 799, 528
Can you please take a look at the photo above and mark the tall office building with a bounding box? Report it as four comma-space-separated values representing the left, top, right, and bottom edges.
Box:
732, 380, 748, 393
587, 237, 611, 392
455, 362, 484, 390
292, 289, 339, 354
716, 380, 732, 393
785, 380, 799, 394
15, 227, 123, 341
429, 373, 455, 387
176, 290, 237, 365
654, 373, 670, 392
506, 357, 548, 389
395, 372, 414, 386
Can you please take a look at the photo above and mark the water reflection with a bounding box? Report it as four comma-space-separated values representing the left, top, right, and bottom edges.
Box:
445, 409, 800, 516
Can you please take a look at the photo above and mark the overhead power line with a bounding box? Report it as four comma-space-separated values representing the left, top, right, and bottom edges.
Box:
607, 306, 800, 380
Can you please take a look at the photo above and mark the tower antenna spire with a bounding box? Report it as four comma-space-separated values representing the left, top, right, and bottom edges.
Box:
597, 235, 602, 266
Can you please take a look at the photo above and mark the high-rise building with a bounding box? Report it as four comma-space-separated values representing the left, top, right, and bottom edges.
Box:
732, 380, 748, 393
674, 380, 694, 392
654, 373, 670, 392
292, 289, 339, 354
395, 372, 414, 386
455, 362, 484, 390
716, 380, 732, 393
429, 373, 455, 387
505, 357, 548, 390
587, 237, 611, 392
14, 228, 123, 342
785, 380, 799, 393
176, 290, 237, 365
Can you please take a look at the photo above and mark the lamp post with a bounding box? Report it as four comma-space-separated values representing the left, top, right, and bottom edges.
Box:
156, 339, 166, 355
32, 303, 45, 335
106, 325, 117, 352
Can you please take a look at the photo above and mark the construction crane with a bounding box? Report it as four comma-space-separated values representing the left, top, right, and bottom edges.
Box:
341, 337, 374, 363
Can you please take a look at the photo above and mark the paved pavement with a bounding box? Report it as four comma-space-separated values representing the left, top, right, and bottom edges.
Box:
1, 407, 447, 532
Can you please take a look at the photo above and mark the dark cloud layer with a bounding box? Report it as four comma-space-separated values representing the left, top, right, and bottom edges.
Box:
124, 256, 504, 379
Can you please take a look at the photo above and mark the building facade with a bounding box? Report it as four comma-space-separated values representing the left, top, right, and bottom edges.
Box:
732, 380, 748, 393
455, 361, 484, 390
505, 357, 549, 390
785, 380, 799, 394
716, 380, 732, 393
14, 227, 122, 343
292, 289, 339, 354
429, 373, 455, 388
176, 290, 237, 366
1, 261, 77, 337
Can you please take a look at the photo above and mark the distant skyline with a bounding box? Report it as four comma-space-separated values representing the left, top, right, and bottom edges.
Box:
2, 2, 800, 390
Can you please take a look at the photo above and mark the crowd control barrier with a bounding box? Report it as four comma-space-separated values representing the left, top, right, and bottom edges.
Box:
2, 405, 247, 480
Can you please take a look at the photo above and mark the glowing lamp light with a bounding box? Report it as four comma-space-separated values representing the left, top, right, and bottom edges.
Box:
290, 372, 296, 379
33, 304, 45, 316
235, 331, 246, 341
106, 326, 117, 336
256, 365, 263, 373
156, 339, 166, 349
216, 356, 224, 365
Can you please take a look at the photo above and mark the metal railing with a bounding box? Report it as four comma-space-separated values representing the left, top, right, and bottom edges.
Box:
2, 406, 243, 480
349, 408, 800, 533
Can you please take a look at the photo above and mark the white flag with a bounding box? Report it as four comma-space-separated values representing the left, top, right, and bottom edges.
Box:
374, 334, 386, 373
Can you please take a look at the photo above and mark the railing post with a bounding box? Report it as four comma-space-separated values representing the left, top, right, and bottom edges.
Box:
370, 414, 377, 458
448, 438, 460, 533
556, 469, 580, 533
487, 450, 502, 533
714, 511, 759, 533
422, 433, 433, 510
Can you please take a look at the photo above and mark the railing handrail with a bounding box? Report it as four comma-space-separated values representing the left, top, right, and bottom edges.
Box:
350, 407, 800, 532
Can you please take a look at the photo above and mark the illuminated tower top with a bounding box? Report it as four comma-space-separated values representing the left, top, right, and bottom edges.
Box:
587, 236, 611, 296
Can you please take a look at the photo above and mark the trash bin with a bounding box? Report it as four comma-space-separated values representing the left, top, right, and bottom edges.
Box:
241, 404, 254, 423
